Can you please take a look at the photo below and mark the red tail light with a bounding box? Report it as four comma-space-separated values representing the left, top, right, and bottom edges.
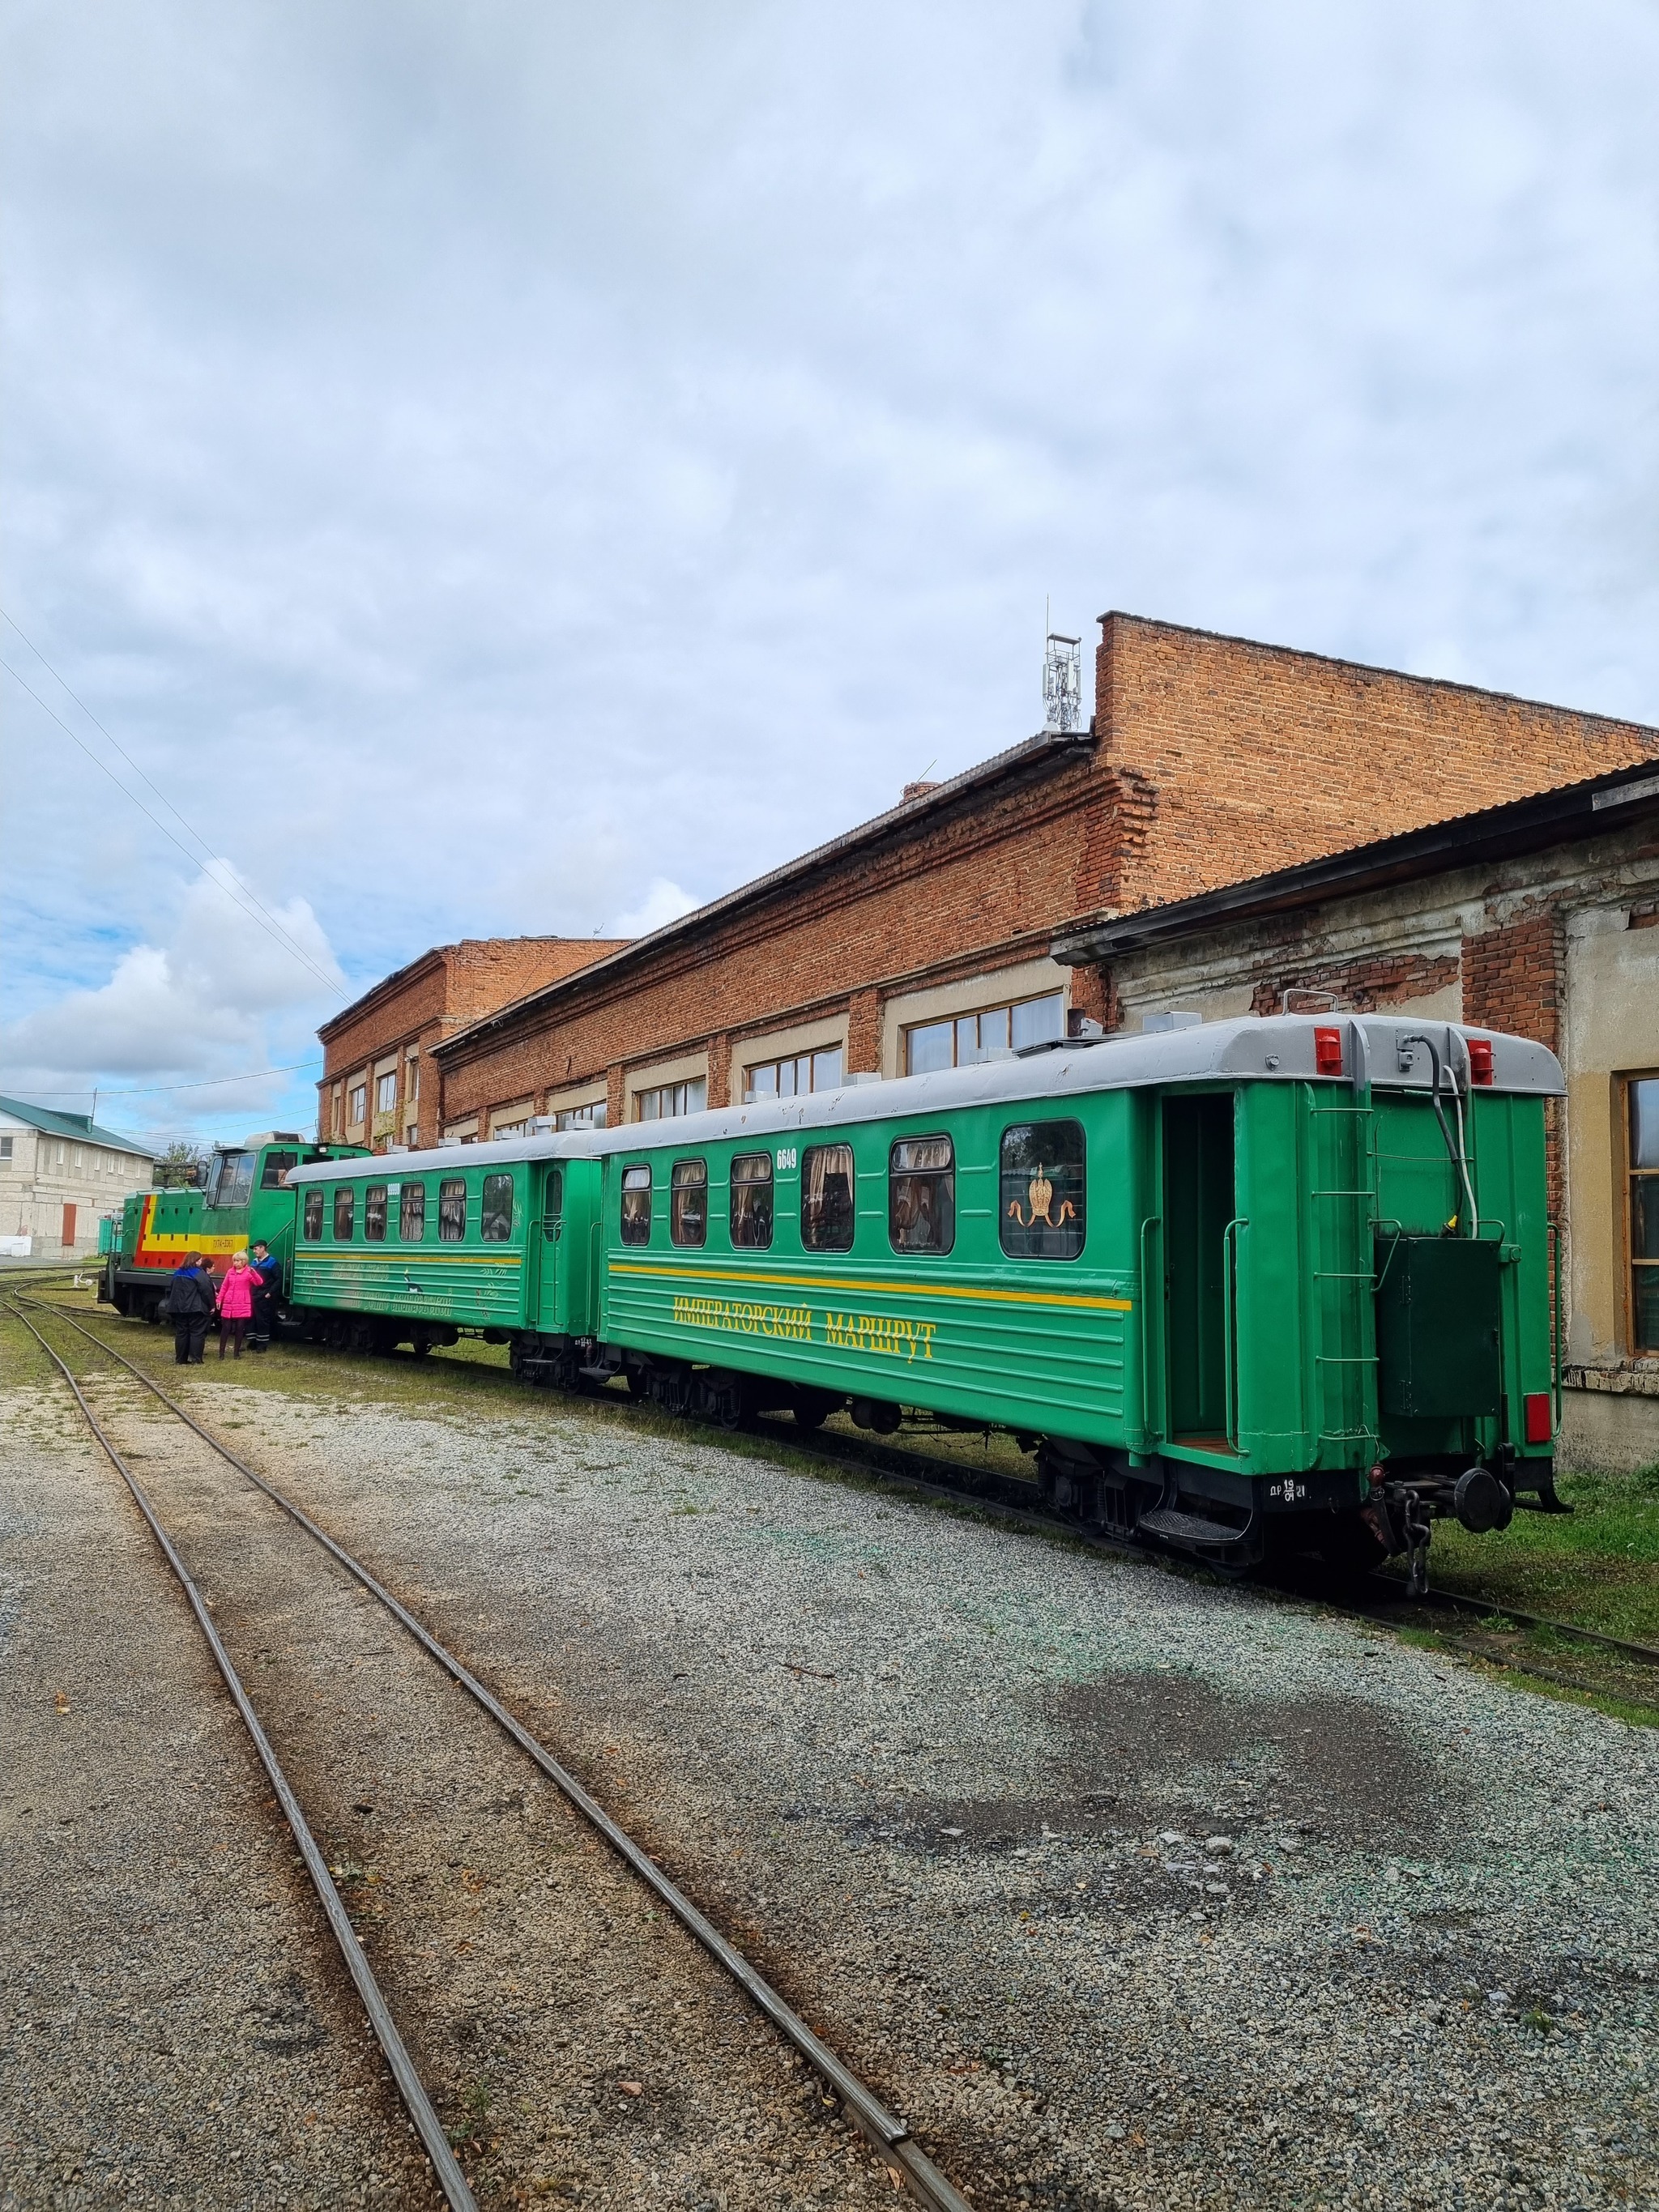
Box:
1524, 1392, 1552, 1444
1313, 1025, 1344, 1076
1469, 1038, 1495, 1085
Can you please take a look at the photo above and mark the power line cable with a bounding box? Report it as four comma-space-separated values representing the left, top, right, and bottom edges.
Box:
0, 604, 339, 991
0, 654, 343, 998
2, 1059, 323, 1098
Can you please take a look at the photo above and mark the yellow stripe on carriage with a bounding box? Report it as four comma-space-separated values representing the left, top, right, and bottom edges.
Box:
609, 1260, 1131, 1314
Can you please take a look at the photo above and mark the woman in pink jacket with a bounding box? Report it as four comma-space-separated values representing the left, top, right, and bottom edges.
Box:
215, 1251, 255, 1360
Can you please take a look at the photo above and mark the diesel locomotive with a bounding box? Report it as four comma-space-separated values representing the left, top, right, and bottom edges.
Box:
106, 1015, 1565, 1586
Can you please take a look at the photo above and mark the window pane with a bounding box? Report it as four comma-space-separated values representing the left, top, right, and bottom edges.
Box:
377, 1072, 397, 1112
778, 1059, 796, 1098
1633, 1178, 1659, 1263
1632, 1080, 1659, 1171
1634, 1265, 1659, 1354
802, 1144, 855, 1251
812, 1047, 842, 1090
481, 1173, 514, 1241
686, 1076, 707, 1114
303, 1189, 323, 1241
260, 1150, 297, 1189
1010, 993, 1064, 1051
1000, 1120, 1086, 1260
730, 1153, 773, 1249
621, 1162, 652, 1245
889, 1134, 954, 1254
906, 1021, 953, 1076
400, 1183, 425, 1241
365, 1184, 387, 1242
439, 1178, 467, 1241
543, 1167, 563, 1234
981, 1006, 1009, 1055
671, 1158, 707, 1247
638, 1089, 660, 1120
749, 1063, 777, 1099
334, 1187, 354, 1240
956, 1014, 982, 1065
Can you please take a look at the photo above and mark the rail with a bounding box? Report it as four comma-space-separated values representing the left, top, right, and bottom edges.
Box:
7, 1294, 972, 2212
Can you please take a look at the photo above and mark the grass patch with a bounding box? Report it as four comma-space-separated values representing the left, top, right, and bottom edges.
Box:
1417, 1463, 1659, 1647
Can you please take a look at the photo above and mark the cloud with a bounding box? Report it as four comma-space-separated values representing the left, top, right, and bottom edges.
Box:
608, 879, 699, 940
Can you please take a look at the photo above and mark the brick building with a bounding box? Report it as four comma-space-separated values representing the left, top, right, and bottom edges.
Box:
318, 937, 625, 1153
323, 611, 1658, 1462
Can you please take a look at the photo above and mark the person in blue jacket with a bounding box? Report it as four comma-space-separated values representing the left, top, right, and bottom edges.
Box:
248, 1239, 279, 1353
162, 1251, 215, 1365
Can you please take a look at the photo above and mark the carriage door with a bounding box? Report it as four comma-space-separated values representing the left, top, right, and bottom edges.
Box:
532, 1163, 565, 1332
1162, 1093, 1236, 1445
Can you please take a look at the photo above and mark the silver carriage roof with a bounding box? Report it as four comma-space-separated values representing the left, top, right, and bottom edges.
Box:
593, 1013, 1562, 1156
286, 1129, 602, 1186
284, 1016, 1563, 1184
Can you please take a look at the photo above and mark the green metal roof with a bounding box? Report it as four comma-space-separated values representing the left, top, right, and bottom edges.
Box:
0, 1095, 156, 1156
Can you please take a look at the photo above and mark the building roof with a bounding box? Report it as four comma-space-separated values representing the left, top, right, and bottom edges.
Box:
435, 725, 1096, 1062
0, 1096, 156, 1155
1052, 757, 1659, 964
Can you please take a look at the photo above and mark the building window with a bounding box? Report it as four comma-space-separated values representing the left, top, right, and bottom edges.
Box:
365, 1184, 387, 1241
801, 1143, 855, 1252
73, 1147, 83, 1170
730, 1154, 773, 1249
303, 1189, 324, 1241
636, 1077, 706, 1123
481, 1173, 514, 1241
621, 1163, 652, 1243
889, 1136, 954, 1254
439, 1178, 467, 1241
349, 1082, 367, 1126
1630, 1077, 1659, 1354
747, 1046, 842, 1102
0, 1136, 11, 1161
400, 1183, 425, 1241
333, 1186, 355, 1240
670, 1159, 707, 1247
1000, 1119, 1086, 1260
406, 1055, 420, 1102
377, 1072, 398, 1115
331, 1083, 343, 1139
542, 1168, 563, 1234
905, 991, 1064, 1076
493, 1119, 528, 1140
555, 1102, 608, 1131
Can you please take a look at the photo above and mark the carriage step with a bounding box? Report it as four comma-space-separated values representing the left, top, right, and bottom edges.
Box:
1137, 1504, 1248, 1547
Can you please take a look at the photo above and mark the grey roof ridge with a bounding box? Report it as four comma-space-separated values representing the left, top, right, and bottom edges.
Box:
433, 725, 1093, 1059
0, 1093, 157, 1153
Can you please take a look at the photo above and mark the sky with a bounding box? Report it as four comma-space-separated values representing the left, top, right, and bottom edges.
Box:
2, 0, 1657, 1152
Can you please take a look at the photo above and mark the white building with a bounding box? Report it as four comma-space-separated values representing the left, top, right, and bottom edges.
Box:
0, 1097, 156, 1258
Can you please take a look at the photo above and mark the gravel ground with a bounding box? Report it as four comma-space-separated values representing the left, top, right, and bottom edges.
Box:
11, 1323, 1659, 2210
193, 1357, 1659, 2212
5, 1358, 908, 2212
0, 1379, 438, 2210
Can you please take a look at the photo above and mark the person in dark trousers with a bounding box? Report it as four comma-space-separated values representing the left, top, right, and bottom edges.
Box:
164, 1251, 215, 1365
248, 1239, 279, 1353
215, 1251, 254, 1359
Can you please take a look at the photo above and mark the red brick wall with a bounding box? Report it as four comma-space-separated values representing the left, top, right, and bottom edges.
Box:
1247, 950, 1461, 1018
1462, 908, 1568, 1218
1097, 616, 1656, 914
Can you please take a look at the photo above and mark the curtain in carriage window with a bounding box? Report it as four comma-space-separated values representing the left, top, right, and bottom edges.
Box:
729, 1154, 772, 1249
888, 1136, 953, 1255
801, 1143, 855, 1251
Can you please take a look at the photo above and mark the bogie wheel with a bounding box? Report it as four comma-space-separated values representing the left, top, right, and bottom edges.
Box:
790, 1388, 842, 1431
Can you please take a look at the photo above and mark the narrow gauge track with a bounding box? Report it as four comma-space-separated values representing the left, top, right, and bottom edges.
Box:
9, 1294, 972, 2212
40, 1294, 1659, 1701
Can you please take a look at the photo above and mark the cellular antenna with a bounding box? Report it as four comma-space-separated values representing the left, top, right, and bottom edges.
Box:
1043, 602, 1081, 734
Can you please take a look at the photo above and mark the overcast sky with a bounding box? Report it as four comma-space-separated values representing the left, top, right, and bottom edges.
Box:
2, 0, 1656, 1149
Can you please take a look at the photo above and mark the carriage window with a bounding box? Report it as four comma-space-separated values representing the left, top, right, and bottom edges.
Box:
303, 1189, 324, 1241
999, 1120, 1085, 1260
543, 1167, 564, 1234
333, 1186, 355, 1241
802, 1143, 855, 1252
889, 1136, 954, 1255
621, 1163, 652, 1244
400, 1182, 425, 1241
439, 1177, 467, 1241
260, 1150, 298, 1189
365, 1184, 387, 1242
730, 1153, 773, 1249
482, 1173, 514, 1242
671, 1159, 707, 1247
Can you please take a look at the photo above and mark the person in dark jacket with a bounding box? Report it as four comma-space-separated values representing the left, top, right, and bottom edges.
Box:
164, 1251, 215, 1365
248, 1239, 279, 1353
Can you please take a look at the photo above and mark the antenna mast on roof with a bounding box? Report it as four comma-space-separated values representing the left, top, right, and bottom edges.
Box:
1043, 598, 1081, 733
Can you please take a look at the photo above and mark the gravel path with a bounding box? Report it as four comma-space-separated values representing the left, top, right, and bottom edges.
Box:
197, 1359, 1659, 2212
0, 1377, 438, 2210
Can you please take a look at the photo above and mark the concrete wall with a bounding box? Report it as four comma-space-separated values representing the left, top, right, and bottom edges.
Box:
0, 1120, 153, 1256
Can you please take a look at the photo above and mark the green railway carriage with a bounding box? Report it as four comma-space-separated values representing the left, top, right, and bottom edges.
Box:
100, 1134, 367, 1321
586, 1015, 1563, 1579
284, 1134, 602, 1374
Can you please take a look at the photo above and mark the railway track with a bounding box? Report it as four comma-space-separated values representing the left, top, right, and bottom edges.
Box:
8, 1294, 973, 2212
